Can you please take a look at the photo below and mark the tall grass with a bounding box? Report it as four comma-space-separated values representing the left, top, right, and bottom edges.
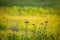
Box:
0, 7, 60, 40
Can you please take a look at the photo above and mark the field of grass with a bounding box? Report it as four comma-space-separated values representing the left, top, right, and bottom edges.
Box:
0, 7, 60, 40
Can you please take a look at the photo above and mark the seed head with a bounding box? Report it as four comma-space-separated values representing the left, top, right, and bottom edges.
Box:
25, 21, 29, 24
45, 21, 48, 23
32, 24, 35, 25
9, 33, 11, 34
41, 23, 43, 25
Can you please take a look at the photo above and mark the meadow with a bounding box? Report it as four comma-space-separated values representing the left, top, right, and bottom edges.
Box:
0, 6, 60, 40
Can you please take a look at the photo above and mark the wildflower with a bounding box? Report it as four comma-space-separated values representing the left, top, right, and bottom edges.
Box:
45, 21, 48, 23
8, 33, 12, 40
41, 23, 44, 25
9, 33, 11, 35
32, 24, 35, 25
25, 21, 29, 24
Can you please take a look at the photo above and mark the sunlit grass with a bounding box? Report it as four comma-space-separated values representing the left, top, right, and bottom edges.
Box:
0, 7, 60, 40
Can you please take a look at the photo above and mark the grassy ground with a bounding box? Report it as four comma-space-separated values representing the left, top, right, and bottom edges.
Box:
0, 14, 60, 40
0, 7, 60, 40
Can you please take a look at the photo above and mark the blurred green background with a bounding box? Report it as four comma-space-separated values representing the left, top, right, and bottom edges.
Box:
0, 0, 60, 9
